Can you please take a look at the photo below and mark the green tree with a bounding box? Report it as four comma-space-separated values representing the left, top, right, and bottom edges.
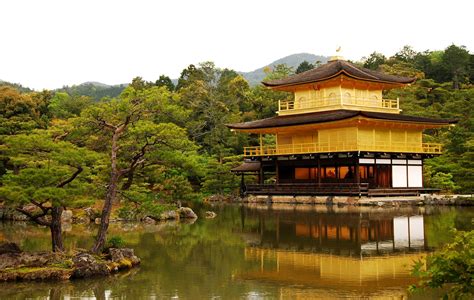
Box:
363, 52, 386, 70
155, 75, 175, 91
263, 64, 293, 81
430, 172, 457, 192
48, 92, 93, 119
394, 45, 417, 63
0, 130, 99, 251
296, 61, 314, 74
175, 64, 206, 91
0, 86, 49, 135
202, 156, 242, 195
177, 62, 249, 159
77, 84, 199, 253
442, 44, 471, 89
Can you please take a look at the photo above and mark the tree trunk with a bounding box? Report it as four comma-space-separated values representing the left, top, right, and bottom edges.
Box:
50, 206, 64, 252
92, 173, 119, 253
49, 288, 62, 300
453, 73, 460, 90
92, 129, 121, 253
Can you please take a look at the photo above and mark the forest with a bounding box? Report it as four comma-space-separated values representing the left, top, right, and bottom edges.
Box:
0, 44, 472, 250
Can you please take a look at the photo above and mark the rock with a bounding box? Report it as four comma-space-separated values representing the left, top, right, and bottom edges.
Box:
0, 207, 29, 221
0, 251, 64, 269
204, 211, 217, 219
62, 222, 72, 232
143, 216, 156, 224
205, 194, 238, 202
84, 207, 100, 221
178, 207, 197, 219
107, 248, 140, 267
61, 210, 73, 223
74, 216, 90, 224
377, 201, 385, 207
159, 210, 179, 220
94, 218, 101, 224
71, 253, 110, 279
0, 242, 21, 255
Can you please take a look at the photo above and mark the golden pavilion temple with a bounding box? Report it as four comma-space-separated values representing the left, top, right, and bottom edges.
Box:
227, 54, 456, 196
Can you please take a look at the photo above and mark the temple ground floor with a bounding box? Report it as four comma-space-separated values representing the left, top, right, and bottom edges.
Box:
234, 152, 440, 197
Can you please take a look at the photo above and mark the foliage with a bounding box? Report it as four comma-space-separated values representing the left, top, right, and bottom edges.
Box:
0, 86, 51, 135
296, 61, 314, 74
201, 156, 242, 195
363, 52, 386, 70
0, 129, 100, 251
442, 45, 471, 89
74, 82, 203, 252
410, 230, 474, 298
430, 172, 457, 193
57, 82, 126, 101
155, 75, 175, 91
0, 130, 100, 209
118, 185, 179, 220
48, 92, 93, 118
107, 236, 125, 248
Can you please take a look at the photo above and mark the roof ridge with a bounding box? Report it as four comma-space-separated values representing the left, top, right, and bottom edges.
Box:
262, 59, 416, 88
341, 61, 379, 80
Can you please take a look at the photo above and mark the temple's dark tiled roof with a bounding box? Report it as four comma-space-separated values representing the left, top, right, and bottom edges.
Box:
227, 110, 457, 130
262, 60, 416, 87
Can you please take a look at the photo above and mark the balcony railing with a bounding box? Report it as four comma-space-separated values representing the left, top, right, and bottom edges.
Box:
243, 142, 442, 157
279, 96, 399, 113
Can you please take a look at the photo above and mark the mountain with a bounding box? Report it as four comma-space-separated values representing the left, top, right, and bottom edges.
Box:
79, 81, 113, 88
57, 82, 128, 100
239, 53, 329, 86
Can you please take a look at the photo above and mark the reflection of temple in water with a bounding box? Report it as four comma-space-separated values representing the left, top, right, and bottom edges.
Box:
240, 205, 427, 256
238, 205, 428, 295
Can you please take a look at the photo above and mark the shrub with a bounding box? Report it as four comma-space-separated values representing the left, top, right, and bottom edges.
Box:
107, 236, 125, 249
409, 230, 473, 298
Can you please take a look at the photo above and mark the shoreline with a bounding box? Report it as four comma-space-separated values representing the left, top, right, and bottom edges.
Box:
0, 244, 140, 282
238, 194, 474, 206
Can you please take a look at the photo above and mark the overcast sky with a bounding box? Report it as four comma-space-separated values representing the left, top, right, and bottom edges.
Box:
1, 0, 472, 90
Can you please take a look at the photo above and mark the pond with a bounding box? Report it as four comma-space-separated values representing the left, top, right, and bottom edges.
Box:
0, 204, 473, 299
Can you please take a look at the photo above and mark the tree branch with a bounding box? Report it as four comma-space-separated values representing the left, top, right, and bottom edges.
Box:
15, 207, 51, 226
57, 166, 83, 188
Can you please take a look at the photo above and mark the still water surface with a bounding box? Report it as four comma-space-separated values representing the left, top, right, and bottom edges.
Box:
0, 204, 473, 299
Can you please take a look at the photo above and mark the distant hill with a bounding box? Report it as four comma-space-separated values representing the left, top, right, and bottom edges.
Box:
239, 53, 329, 86
57, 82, 127, 100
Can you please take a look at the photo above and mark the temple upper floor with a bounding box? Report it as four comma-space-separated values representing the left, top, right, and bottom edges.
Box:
279, 83, 399, 115
263, 59, 415, 116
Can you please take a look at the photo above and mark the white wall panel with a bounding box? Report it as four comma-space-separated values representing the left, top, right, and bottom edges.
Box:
408, 165, 423, 187
359, 158, 375, 164
393, 217, 409, 248
392, 159, 407, 164
409, 215, 425, 247
392, 165, 407, 187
